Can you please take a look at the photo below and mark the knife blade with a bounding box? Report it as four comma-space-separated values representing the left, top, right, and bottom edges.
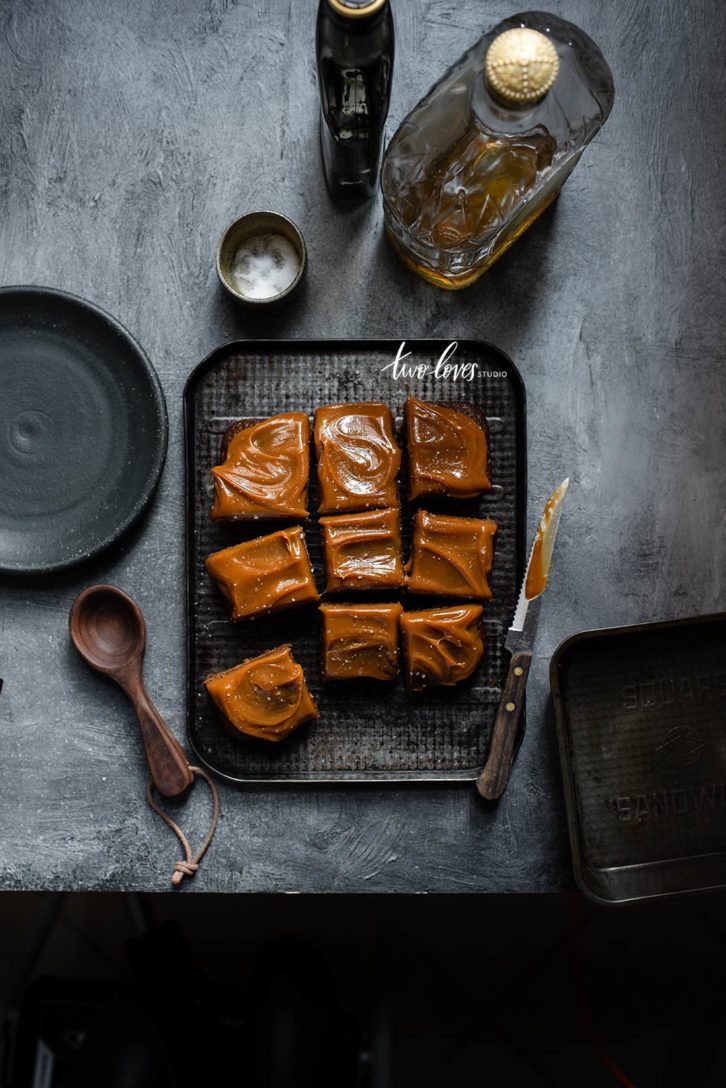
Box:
476, 478, 570, 801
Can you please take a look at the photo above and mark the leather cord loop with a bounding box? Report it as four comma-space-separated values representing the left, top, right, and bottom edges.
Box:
146, 766, 220, 887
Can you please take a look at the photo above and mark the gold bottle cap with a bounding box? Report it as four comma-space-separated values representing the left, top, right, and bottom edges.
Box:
326, 0, 387, 17
485, 27, 560, 106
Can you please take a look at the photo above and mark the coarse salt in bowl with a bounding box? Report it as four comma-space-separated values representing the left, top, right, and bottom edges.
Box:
216, 211, 307, 307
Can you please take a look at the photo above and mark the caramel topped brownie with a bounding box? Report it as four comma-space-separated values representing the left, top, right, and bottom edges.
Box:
320, 602, 403, 681
406, 510, 496, 599
205, 644, 318, 742
314, 402, 401, 513
405, 397, 491, 500
319, 508, 405, 592
205, 526, 319, 621
211, 412, 310, 521
400, 605, 484, 691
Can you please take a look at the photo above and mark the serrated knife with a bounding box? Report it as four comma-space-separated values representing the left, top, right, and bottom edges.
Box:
476, 478, 570, 801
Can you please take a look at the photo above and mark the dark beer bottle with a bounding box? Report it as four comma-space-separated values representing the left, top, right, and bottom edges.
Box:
316, 0, 395, 201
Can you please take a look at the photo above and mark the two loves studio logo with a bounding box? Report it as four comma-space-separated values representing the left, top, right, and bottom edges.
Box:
380, 341, 507, 383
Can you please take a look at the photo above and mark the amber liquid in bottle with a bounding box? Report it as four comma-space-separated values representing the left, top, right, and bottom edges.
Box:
391, 126, 557, 288
381, 12, 614, 288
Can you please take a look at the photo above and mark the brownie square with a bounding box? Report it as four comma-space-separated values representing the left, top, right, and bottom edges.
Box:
400, 605, 484, 691
319, 508, 405, 592
320, 602, 403, 681
205, 644, 318, 742
406, 510, 497, 599
205, 525, 319, 621
314, 402, 401, 513
210, 412, 310, 521
405, 397, 491, 500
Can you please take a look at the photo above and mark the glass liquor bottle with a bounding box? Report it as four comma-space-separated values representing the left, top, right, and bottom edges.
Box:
381, 11, 614, 288
316, 0, 395, 201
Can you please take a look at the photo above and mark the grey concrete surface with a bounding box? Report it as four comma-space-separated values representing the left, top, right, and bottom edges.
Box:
0, 0, 723, 892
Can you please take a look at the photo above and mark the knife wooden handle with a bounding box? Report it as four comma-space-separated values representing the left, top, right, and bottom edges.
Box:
476, 650, 532, 801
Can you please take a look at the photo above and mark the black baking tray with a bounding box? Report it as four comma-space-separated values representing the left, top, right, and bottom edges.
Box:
185, 339, 526, 783
551, 613, 726, 904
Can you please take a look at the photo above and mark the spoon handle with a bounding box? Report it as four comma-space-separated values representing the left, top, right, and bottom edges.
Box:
126, 679, 193, 797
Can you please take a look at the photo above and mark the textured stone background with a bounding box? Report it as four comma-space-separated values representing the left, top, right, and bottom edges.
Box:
0, 0, 723, 891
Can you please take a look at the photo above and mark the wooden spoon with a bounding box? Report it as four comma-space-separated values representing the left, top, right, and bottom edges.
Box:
69, 584, 193, 798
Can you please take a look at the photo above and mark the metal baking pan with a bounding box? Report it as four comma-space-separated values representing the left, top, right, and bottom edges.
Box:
551, 613, 726, 904
185, 339, 526, 783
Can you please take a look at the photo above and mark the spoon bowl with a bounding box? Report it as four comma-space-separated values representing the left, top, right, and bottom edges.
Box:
70, 585, 145, 675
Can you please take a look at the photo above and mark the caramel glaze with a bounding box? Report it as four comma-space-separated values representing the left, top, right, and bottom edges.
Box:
211, 412, 310, 520
405, 397, 491, 500
205, 644, 318, 742
205, 525, 319, 621
314, 402, 401, 514
320, 602, 403, 681
320, 508, 405, 592
524, 484, 566, 599
400, 605, 484, 690
407, 510, 497, 599
525, 525, 548, 600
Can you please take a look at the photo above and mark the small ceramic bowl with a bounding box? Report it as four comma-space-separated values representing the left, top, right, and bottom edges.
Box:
216, 211, 307, 308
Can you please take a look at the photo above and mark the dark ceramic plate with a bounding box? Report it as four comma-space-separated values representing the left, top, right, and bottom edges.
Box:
0, 286, 167, 574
